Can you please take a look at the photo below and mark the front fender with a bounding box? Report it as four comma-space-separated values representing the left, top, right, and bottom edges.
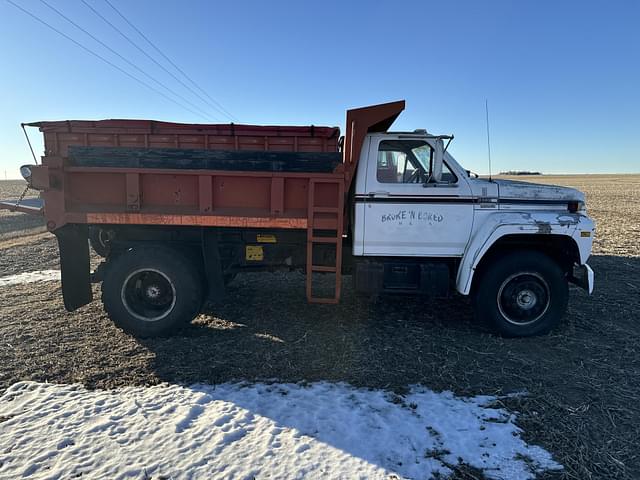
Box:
456, 211, 594, 295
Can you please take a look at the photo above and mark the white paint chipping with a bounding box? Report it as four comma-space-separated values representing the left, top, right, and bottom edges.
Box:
0, 270, 60, 287
0, 381, 561, 479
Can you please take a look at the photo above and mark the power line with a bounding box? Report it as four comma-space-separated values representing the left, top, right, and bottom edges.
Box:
38, 0, 216, 121
6, 0, 210, 121
102, 0, 238, 122
103, 0, 237, 122
79, 0, 222, 121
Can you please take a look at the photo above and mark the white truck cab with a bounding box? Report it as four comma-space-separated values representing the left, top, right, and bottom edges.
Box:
352, 131, 595, 337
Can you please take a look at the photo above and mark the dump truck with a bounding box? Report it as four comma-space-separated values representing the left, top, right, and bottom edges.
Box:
2, 101, 595, 337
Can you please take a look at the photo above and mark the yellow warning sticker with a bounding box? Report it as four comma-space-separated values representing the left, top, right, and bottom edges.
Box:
580, 231, 591, 237
257, 234, 277, 243
245, 245, 264, 261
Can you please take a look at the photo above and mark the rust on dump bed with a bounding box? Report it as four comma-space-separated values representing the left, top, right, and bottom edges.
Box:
25, 120, 341, 157
18, 101, 405, 232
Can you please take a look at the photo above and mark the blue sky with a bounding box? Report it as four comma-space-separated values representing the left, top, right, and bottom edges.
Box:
1, 0, 638, 178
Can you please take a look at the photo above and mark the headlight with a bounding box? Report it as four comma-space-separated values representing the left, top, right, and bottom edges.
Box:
20, 165, 32, 182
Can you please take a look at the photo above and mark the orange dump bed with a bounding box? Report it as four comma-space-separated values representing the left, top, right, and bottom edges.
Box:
26, 120, 344, 234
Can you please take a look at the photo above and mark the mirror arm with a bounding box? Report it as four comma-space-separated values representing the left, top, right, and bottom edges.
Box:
443, 135, 454, 154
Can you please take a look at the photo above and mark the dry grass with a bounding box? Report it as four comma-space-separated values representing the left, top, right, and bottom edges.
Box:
1, 174, 639, 479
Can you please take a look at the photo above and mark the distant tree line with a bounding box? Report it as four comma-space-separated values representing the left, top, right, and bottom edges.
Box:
499, 170, 542, 175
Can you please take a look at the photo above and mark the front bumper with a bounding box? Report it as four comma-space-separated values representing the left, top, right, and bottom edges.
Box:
570, 263, 594, 294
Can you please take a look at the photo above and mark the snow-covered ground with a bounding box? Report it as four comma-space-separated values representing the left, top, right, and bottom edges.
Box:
0, 270, 60, 287
0, 381, 561, 479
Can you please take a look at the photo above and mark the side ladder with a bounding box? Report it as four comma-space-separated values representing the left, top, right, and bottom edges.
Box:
306, 178, 344, 304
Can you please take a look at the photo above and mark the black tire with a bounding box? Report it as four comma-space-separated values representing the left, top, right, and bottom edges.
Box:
102, 246, 204, 337
89, 227, 112, 258
473, 250, 568, 337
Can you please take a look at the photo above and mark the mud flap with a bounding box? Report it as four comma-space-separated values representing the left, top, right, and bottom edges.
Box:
55, 225, 93, 311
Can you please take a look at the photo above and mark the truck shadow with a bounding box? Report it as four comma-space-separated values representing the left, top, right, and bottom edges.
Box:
139, 254, 639, 397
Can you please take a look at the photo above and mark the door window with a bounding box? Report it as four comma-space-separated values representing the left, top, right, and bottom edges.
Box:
376, 140, 456, 184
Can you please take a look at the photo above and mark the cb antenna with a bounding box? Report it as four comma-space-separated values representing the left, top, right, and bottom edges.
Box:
485, 99, 492, 182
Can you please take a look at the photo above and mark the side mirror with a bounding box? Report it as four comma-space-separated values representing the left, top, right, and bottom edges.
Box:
431, 138, 444, 183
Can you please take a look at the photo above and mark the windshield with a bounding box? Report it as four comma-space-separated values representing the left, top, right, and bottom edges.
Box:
411, 143, 432, 172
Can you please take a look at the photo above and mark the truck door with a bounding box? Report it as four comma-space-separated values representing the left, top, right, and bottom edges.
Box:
360, 136, 474, 257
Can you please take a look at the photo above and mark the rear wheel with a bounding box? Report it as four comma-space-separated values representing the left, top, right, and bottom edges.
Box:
473, 251, 568, 337
102, 247, 204, 337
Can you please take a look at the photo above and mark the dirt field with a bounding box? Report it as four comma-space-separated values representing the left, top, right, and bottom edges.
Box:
0, 180, 45, 241
1, 175, 639, 479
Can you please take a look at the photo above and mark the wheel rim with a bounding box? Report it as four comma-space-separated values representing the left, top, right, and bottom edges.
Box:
497, 272, 550, 326
121, 268, 177, 322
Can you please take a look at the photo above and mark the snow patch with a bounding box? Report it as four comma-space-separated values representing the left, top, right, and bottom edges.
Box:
0, 270, 60, 287
0, 382, 562, 479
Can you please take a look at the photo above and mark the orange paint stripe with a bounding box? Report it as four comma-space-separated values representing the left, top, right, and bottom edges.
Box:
85, 212, 307, 229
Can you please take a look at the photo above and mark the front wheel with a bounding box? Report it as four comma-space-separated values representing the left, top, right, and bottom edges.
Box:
102, 247, 204, 337
473, 251, 568, 337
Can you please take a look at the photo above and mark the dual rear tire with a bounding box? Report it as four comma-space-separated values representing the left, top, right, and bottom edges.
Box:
102, 247, 204, 337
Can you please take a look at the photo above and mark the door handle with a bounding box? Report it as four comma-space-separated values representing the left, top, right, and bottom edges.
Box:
369, 191, 390, 197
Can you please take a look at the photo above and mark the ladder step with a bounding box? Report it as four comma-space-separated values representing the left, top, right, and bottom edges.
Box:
311, 265, 337, 273
308, 297, 340, 304
309, 220, 339, 230
309, 236, 338, 244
